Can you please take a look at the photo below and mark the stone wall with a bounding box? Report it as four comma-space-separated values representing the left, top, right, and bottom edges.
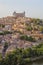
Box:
13, 11, 25, 17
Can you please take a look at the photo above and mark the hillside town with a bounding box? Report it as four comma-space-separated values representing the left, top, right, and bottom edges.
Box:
0, 11, 43, 55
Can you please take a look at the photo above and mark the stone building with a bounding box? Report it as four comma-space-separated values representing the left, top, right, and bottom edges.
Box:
13, 11, 25, 17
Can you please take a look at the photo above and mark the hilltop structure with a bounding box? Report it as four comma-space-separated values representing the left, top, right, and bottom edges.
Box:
13, 11, 25, 17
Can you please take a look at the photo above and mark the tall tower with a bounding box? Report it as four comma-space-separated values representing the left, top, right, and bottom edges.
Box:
13, 11, 16, 16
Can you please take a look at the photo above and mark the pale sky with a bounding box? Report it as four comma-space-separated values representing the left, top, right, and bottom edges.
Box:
0, 0, 43, 19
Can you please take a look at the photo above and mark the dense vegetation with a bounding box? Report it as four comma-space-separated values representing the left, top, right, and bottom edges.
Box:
0, 31, 12, 35
20, 35, 36, 42
0, 24, 5, 28
0, 43, 43, 65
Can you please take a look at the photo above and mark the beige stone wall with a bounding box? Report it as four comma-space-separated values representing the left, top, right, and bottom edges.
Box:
13, 11, 25, 17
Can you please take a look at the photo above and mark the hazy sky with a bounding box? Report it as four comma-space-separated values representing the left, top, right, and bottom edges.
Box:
0, 0, 43, 19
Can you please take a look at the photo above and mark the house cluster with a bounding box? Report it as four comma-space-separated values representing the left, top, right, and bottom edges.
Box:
0, 12, 43, 54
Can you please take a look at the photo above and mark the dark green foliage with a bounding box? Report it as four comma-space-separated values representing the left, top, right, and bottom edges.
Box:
0, 44, 43, 65
0, 31, 12, 35
20, 35, 36, 42
0, 24, 5, 28
3, 42, 9, 52
26, 26, 33, 31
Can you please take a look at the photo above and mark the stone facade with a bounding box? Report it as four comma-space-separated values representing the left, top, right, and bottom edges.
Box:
13, 11, 25, 17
